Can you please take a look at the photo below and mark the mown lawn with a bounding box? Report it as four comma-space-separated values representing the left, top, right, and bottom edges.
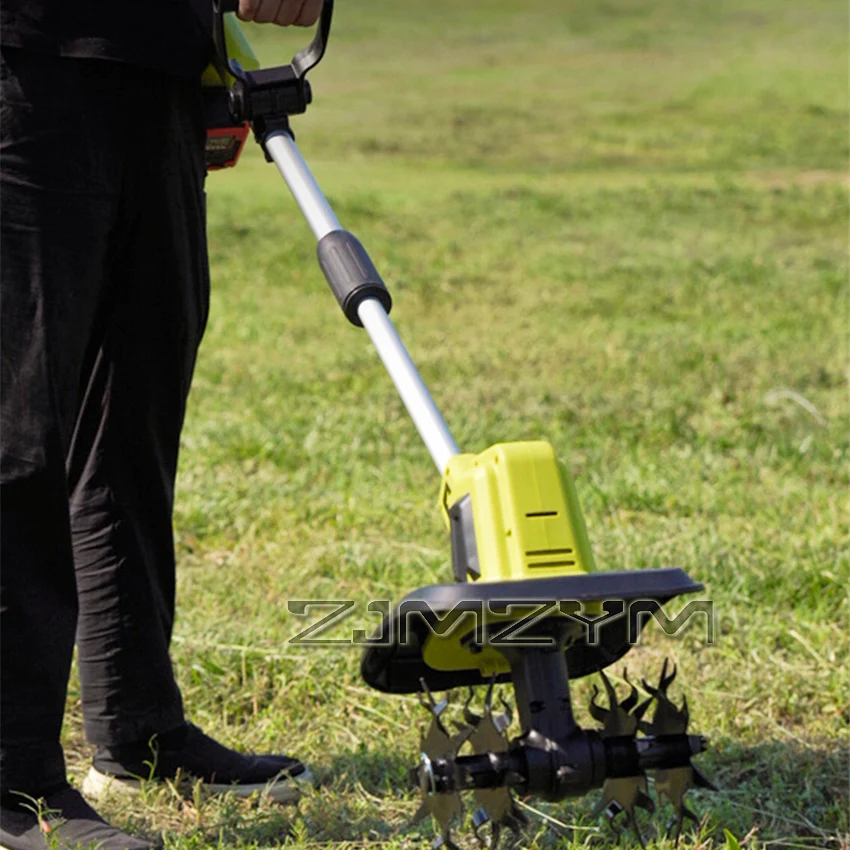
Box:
63, 1, 848, 847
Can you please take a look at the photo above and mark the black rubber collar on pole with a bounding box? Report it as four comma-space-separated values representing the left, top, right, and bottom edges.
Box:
317, 230, 392, 326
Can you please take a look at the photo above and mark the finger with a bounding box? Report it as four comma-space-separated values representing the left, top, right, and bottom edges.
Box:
294, 0, 323, 26
253, 0, 287, 24
273, 0, 304, 26
237, 0, 260, 21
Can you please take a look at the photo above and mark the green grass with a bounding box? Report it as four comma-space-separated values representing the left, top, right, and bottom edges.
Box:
62, 0, 848, 847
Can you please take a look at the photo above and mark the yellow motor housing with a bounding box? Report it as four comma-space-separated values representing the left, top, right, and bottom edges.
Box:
439, 440, 596, 583
361, 439, 702, 691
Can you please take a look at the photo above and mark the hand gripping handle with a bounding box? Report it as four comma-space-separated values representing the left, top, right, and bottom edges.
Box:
212, 0, 334, 82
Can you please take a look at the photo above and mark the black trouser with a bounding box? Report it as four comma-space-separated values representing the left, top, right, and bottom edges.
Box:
0, 48, 209, 795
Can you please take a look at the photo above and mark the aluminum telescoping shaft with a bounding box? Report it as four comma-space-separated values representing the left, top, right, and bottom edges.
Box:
263, 130, 461, 473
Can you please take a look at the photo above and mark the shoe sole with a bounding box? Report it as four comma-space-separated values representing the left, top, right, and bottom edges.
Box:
81, 765, 313, 804
0, 836, 162, 850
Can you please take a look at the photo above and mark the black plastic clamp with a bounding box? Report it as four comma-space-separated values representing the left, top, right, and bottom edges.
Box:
210, 0, 334, 141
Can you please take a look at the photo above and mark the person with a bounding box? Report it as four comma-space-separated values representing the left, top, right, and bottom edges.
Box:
0, 2, 323, 847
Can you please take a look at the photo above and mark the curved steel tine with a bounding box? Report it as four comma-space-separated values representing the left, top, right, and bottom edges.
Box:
488, 823, 501, 850
454, 722, 474, 750
621, 668, 639, 714
463, 686, 481, 727
419, 677, 444, 715
513, 807, 529, 832
499, 695, 512, 721
589, 684, 609, 724
635, 788, 655, 815
633, 694, 654, 723
693, 766, 717, 791
670, 802, 700, 847
642, 661, 664, 699
495, 695, 513, 732
441, 828, 462, 850
659, 659, 677, 693
641, 677, 659, 699
418, 678, 435, 711
630, 813, 647, 850
450, 718, 476, 751
644, 664, 679, 715
680, 803, 700, 825
429, 792, 464, 849
472, 792, 526, 849
422, 714, 448, 753
599, 668, 619, 709
484, 675, 497, 714
672, 815, 684, 849
611, 807, 629, 839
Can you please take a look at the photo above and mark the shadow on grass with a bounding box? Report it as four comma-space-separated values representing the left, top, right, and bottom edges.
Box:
707, 738, 848, 847
318, 748, 412, 797
140, 739, 848, 847
286, 738, 848, 847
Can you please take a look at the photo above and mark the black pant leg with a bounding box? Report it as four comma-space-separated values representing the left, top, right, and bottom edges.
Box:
0, 49, 123, 794
69, 74, 210, 747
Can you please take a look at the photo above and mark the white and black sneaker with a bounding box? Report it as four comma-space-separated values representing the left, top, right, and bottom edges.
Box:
82, 723, 312, 804
0, 784, 160, 850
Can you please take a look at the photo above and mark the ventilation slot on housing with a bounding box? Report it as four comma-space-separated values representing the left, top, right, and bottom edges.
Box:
528, 560, 576, 569
525, 511, 557, 518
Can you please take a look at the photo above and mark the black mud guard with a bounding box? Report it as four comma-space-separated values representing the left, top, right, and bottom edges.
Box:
360, 568, 704, 694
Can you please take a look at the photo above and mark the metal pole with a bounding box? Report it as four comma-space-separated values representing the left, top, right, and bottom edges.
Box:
263, 130, 461, 472
355, 298, 460, 472
264, 131, 342, 239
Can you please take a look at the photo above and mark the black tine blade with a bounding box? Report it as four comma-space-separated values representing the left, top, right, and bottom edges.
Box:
464, 705, 482, 727
440, 829, 463, 850
497, 695, 513, 730
462, 686, 480, 727
483, 675, 497, 713
635, 788, 655, 815
680, 803, 700, 825
671, 802, 701, 847
419, 677, 436, 710
588, 684, 609, 724
633, 694, 653, 722
660, 659, 677, 693
621, 668, 639, 713
411, 802, 429, 826
630, 813, 648, 850
641, 671, 658, 698
693, 765, 718, 791
600, 668, 618, 707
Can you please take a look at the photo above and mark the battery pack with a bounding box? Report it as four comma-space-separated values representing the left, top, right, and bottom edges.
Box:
206, 124, 250, 169
204, 88, 250, 170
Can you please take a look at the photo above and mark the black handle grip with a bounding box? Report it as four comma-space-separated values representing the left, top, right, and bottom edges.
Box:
211, 0, 333, 82
292, 0, 333, 77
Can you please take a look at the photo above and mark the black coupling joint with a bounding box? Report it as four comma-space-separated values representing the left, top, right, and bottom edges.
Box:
229, 68, 312, 125
317, 230, 392, 326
